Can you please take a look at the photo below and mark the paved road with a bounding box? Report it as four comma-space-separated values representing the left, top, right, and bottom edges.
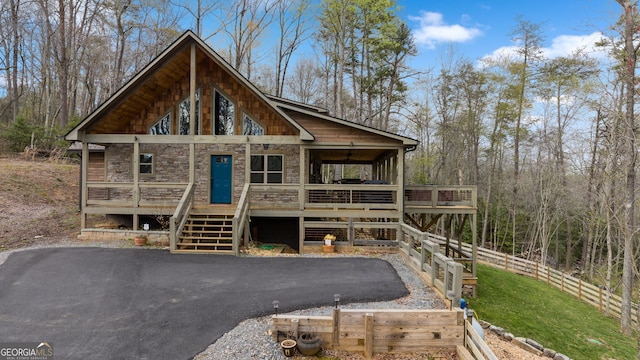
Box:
0, 248, 408, 359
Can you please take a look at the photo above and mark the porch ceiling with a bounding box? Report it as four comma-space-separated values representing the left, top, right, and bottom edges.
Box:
314, 148, 391, 164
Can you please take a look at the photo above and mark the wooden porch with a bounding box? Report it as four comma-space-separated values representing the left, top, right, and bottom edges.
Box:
81, 181, 476, 244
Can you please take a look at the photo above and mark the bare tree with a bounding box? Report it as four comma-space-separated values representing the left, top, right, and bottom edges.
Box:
614, 0, 639, 338
273, 0, 311, 97
223, 0, 280, 80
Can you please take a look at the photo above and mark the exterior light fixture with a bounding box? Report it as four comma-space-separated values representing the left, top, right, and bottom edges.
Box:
334, 294, 340, 309
272, 300, 279, 316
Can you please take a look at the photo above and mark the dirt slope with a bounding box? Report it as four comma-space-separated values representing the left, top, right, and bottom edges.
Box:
0, 155, 80, 251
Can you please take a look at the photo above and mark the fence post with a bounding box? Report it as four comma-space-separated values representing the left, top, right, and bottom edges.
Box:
504, 253, 509, 270
599, 288, 603, 312
535, 262, 539, 280
578, 279, 582, 300
450, 261, 463, 307
547, 266, 550, 285
332, 308, 340, 346
364, 313, 374, 357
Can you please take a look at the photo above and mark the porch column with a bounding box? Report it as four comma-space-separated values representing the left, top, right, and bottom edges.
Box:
80, 141, 88, 228
189, 43, 196, 183
396, 149, 404, 243
397, 148, 404, 215
299, 147, 307, 252
133, 138, 140, 230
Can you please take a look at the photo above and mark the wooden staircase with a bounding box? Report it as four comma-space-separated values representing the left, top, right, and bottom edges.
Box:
175, 212, 235, 253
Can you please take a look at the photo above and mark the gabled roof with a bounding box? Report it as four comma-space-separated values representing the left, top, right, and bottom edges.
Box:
65, 31, 313, 141
268, 97, 418, 147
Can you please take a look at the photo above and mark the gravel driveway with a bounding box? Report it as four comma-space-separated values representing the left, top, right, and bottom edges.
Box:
0, 247, 408, 360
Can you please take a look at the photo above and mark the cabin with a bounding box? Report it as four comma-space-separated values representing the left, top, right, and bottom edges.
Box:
65, 31, 477, 277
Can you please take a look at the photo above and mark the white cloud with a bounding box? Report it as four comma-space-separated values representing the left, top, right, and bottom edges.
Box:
409, 11, 483, 49
481, 32, 607, 64
544, 32, 607, 59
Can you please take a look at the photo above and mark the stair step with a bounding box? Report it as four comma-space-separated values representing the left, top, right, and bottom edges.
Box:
177, 241, 232, 247
177, 211, 238, 254
180, 236, 233, 244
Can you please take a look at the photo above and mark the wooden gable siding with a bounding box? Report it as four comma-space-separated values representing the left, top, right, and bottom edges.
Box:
198, 57, 298, 136
87, 46, 297, 136
87, 47, 192, 134
286, 110, 400, 145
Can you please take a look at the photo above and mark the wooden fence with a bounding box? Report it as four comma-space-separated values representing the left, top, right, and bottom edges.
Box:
271, 309, 496, 359
425, 233, 639, 326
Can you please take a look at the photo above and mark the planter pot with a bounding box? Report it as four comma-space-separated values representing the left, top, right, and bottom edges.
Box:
297, 333, 321, 356
280, 339, 296, 357
322, 244, 335, 253
134, 237, 147, 246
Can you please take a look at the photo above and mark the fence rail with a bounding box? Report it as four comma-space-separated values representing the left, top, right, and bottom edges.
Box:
426, 234, 639, 326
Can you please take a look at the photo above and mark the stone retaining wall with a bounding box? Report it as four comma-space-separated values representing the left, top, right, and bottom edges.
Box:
77, 229, 170, 247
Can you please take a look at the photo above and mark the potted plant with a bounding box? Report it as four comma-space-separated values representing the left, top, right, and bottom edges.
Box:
280, 339, 296, 357
134, 234, 148, 246
297, 332, 321, 356
322, 234, 336, 253
134, 223, 149, 246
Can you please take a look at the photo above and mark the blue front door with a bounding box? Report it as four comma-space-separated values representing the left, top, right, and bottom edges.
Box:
211, 155, 232, 204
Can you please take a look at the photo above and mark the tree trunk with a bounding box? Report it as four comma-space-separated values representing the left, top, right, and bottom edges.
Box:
615, 0, 637, 336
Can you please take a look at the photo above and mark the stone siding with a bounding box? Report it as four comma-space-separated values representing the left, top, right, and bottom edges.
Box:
104, 142, 301, 206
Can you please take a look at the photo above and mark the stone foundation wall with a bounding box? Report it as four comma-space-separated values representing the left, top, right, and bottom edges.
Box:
77, 229, 170, 247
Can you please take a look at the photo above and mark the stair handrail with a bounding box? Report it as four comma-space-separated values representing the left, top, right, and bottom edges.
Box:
170, 183, 195, 251
232, 183, 251, 256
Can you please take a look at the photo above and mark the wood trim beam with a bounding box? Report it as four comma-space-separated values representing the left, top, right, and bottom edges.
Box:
81, 134, 303, 144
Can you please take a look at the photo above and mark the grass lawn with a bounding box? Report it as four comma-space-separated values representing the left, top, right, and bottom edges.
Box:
470, 264, 638, 360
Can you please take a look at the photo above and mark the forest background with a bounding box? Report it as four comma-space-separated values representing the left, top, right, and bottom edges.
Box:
0, 0, 639, 338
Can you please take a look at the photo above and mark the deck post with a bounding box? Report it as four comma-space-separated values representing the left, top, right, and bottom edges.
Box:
332, 308, 340, 345
132, 139, 140, 230
364, 313, 374, 357
80, 141, 88, 228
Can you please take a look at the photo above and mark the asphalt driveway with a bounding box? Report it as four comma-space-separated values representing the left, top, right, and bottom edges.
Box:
0, 247, 408, 359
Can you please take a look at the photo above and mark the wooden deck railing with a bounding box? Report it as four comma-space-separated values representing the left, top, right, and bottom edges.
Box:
305, 184, 397, 209
86, 181, 188, 207
169, 183, 195, 251
398, 223, 464, 306
232, 183, 251, 256
428, 234, 639, 326
405, 185, 477, 208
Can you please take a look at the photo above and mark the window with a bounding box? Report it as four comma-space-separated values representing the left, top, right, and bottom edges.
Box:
243, 114, 264, 135
214, 90, 234, 135
250, 155, 283, 183
139, 153, 153, 174
178, 90, 200, 135
149, 113, 171, 135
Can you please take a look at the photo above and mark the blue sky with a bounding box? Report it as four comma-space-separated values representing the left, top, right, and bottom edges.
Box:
398, 0, 620, 69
